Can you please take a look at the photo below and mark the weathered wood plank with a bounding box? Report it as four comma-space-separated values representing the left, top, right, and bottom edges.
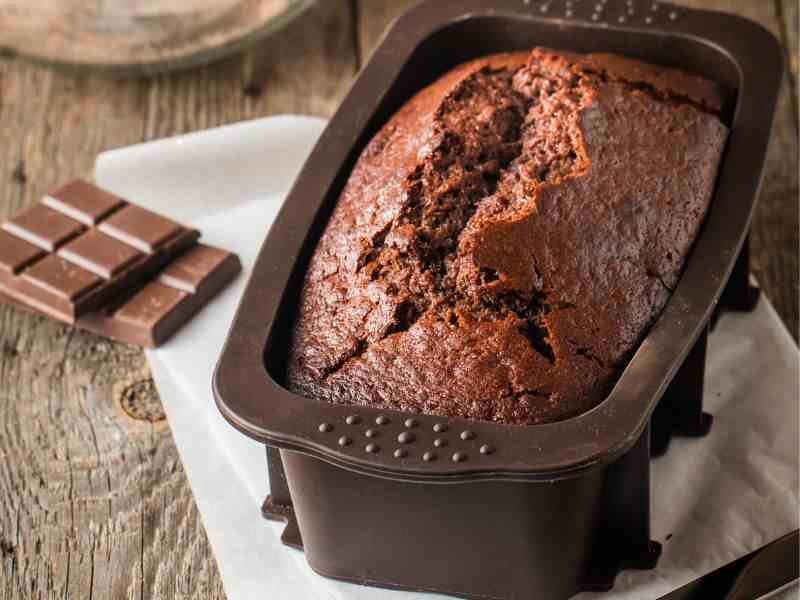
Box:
780, 0, 798, 77
356, 0, 417, 64
0, 2, 356, 599
779, 0, 799, 127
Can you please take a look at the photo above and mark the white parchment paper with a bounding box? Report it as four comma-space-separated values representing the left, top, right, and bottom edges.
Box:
95, 116, 799, 600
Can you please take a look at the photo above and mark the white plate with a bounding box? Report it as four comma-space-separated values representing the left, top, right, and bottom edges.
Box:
94, 115, 799, 600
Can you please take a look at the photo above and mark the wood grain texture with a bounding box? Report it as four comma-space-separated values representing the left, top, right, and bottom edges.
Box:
0, 2, 355, 599
355, 0, 417, 64
780, 0, 798, 122
0, 1, 796, 599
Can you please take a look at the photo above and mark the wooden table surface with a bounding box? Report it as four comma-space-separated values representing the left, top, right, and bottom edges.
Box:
0, 1, 796, 598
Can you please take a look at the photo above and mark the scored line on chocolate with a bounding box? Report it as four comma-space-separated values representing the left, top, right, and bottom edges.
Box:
0, 230, 45, 275
98, 204, 183, 254
56, 229, 143, 279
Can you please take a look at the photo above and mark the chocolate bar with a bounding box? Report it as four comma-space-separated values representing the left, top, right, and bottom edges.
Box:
0, 180, 199, 323
0, 243, 241, 347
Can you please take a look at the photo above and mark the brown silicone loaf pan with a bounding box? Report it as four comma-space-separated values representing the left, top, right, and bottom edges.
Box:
214, 1, 784, 598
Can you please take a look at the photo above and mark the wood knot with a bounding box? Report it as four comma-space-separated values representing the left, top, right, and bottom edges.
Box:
118, 379, 165, 423
0, 538, 15, 558
11, 160, 27, 185
243, 81, 264, 98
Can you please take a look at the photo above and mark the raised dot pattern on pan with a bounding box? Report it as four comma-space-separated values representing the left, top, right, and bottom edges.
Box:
318, 415, 497, 464
452, 452, 467, 463
524, 0, 680, 27
398, 431, 415, 444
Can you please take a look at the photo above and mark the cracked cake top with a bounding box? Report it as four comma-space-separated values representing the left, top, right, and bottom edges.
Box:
286, 48, 728, 425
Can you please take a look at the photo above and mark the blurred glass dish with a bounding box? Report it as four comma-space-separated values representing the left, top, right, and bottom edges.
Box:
0, 0, 314, 75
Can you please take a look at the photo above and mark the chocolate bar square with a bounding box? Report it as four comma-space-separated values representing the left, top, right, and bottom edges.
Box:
158, 245, 232, 294
43, 180, 125, 225
2, 204, 84, 251
22, 255, 101, 301
99, 205, 183, 253
0, 230, 44, 274
114, 281, 187, 328
58, 229, 142, 279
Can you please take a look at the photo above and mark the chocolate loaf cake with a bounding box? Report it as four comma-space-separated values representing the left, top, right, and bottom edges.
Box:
287, 48, 727, 425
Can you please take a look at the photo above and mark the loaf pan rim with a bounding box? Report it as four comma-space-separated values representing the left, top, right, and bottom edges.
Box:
213, 0, 784, 481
